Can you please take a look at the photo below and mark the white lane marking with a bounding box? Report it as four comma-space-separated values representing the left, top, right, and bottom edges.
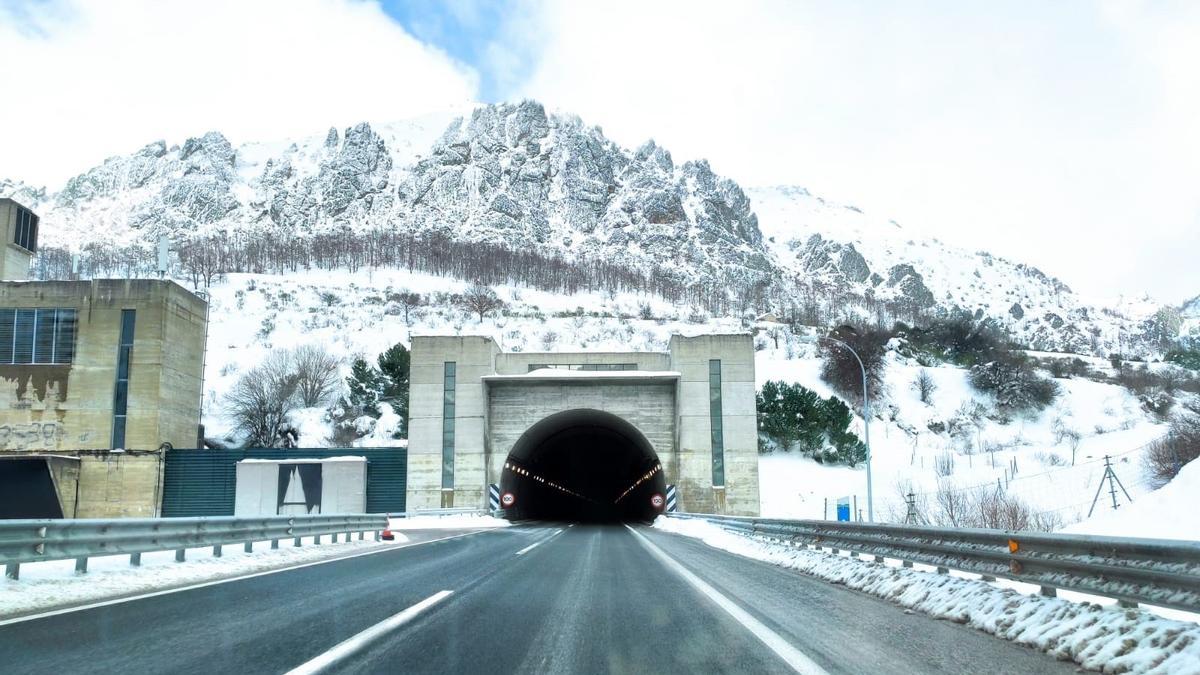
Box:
0, 530, 493, 627
284, 590, 452, 675
515, 528, 563, 555
625, 525, 829, 675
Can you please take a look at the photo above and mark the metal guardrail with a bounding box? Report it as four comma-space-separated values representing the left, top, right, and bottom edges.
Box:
393, 508, 487, 518
0, 514, 386, 580
671, 513, 1200, 613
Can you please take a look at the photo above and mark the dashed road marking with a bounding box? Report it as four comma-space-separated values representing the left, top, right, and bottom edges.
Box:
626, 525, 829, 675
284, 590, 453, 675
515, 528, 564, 556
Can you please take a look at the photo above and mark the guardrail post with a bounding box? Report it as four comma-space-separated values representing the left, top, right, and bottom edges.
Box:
244, 542, 253, 554
902, 561, 913, 568
936, 566, 948, 574
130, 552, 141, 567
176, 549, 186, 562
374, 530, 380, 541
1040, 586, 1057, 598
75, 557, 88, 574
873, 555, 884, 563
1118, 599, 1138, 609
315, 534, 321, 545
213, 544, 222, 558
271, 539, 279, 549
331, 533, 339, 543
5, 563, 19, 580
294, 536, 302, 547
358, 531, 364, 541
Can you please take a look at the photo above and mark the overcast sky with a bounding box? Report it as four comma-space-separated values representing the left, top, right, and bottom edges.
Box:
1, 0, 1196, 303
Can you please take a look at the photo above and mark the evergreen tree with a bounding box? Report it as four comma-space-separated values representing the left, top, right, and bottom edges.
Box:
346, 357, 382, 416
377, 342, 411, 437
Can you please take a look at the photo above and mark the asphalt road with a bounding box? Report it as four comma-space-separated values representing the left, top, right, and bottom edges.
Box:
0, 523, 1077, 674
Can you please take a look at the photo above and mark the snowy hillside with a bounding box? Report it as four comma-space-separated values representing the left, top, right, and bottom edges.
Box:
753, 342, 1168, 531
190, 263, 1188, 534
1, 101, 1192, 355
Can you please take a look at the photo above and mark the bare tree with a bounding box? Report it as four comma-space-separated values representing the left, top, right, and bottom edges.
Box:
459, 283, 504, 322
289, 344, 343, 407
225, 353, 299, 447
913, 369, 937, 404
1144, 412, 1200, 486
389, 290, 424, 326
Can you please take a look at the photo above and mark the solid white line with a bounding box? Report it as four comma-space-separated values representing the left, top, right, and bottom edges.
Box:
515, 528, 563, 555
625, 526, 829, 675
284, 590, 452, 675
0, 530, 492, 627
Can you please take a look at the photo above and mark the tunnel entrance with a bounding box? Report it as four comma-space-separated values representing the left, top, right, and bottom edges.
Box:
499, 409, 666, 523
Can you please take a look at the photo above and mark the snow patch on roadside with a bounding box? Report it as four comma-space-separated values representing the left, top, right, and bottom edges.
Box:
389, 514, 511, 530
0, 535, 394, 620
655, 517, 1200, 674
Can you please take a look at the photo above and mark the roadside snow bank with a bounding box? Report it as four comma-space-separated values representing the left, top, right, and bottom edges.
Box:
0, 535, 392, 620
389, 514, 510, 530
655, 517, 1200, 674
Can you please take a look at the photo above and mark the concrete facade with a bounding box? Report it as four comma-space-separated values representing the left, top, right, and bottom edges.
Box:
407, 333, 759, 515
0, 279, 208, 453
0, 198, 35, 281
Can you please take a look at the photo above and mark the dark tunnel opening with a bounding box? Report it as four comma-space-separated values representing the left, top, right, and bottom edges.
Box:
499, 409, 667, 523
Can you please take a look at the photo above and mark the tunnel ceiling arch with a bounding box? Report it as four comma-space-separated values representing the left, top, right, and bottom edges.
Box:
500, 408, 666, 522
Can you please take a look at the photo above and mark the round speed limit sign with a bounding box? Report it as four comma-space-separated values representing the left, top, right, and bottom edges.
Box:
650, 493, 665, 509
501, 492, 516, 507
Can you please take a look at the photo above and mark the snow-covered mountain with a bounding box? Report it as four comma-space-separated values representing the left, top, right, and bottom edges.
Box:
1, 100, 1191, 355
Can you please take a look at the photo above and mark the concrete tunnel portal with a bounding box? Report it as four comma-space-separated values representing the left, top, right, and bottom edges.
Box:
499, 409, 667, 522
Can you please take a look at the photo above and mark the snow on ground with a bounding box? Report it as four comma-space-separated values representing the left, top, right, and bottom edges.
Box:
1063, 459, 1200, 541
754, 345, 1167, 529
192, 265, 1180, 535
0, 533, 394, 620
197, 267, 740, 445
389, 514, 510, 530
655, 517, 1200, 674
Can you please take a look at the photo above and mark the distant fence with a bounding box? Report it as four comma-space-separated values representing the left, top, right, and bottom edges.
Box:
672, 513, 1200, 613
162, 448, 407, 517
1, 514, 385, 580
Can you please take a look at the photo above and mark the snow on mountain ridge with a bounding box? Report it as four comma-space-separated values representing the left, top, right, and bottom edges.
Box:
0, 100, 1191, 355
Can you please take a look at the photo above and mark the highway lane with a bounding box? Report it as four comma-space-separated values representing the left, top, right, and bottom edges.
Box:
0, 527, 549, 675
0, 522, 1079, 674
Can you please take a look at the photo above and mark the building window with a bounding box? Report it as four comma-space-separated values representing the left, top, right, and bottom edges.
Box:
709, 359, 724, 486
441, 361, 456, 489
0, 308, 77, 364
526, 363, 637, 372
14, 206, 38, 253
111, 309, 135, 449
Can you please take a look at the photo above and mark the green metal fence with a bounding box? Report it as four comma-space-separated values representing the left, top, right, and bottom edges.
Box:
162, 448, 407, 517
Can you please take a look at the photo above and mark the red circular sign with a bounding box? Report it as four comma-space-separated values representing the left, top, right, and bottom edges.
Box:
651, 493, 664, 509
501, 492, 515, 507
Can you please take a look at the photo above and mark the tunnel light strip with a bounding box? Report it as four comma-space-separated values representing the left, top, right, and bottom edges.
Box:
503, 460, 597, 503
613, 463, 662, 504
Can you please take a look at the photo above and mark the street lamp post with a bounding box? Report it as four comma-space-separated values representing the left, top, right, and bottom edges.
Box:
797, 332, 873, 522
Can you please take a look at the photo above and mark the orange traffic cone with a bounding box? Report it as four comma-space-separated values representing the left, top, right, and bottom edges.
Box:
381, 513, 395, 541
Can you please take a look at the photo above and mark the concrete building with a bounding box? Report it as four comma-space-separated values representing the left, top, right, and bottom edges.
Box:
0, 279, 208, 453
0, 201, 210, 518
0, 197, 39, 280
407, 333, 759, 518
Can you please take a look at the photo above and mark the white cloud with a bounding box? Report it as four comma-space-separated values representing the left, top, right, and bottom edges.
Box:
514, 1, 1200, 302
0, 0, 478, 186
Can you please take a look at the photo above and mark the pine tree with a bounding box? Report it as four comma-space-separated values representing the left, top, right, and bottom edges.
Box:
346, 358, 382, 416
377, 342, 411, 437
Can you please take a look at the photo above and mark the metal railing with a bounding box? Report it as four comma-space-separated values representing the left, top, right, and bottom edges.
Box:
0, 514, 386, 580
393, 508, 487, 518
671, 513, 1200, 613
